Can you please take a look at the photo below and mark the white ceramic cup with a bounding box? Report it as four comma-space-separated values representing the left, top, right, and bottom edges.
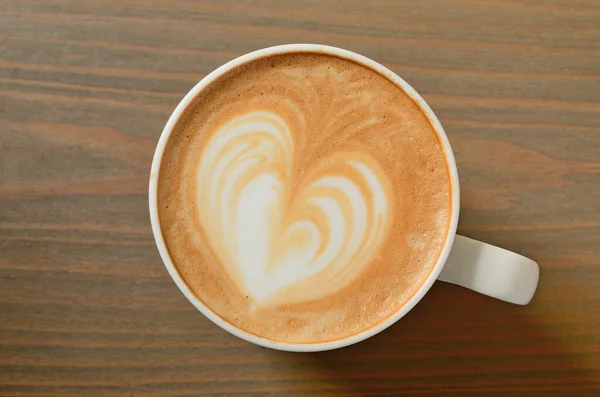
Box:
149, 44, 540, 352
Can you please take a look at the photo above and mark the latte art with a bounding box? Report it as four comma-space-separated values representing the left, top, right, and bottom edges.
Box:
158, 52, 451, 343
196, 111, 393, 306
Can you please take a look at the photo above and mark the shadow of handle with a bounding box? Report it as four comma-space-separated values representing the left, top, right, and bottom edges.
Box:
438, 235, 540, 305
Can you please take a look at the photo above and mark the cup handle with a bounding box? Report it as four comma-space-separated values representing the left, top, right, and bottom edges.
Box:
437, 235, 540, 305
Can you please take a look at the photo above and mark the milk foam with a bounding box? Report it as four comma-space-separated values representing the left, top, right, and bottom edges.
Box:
157, 52, 452, 343
196, 111, 392, 306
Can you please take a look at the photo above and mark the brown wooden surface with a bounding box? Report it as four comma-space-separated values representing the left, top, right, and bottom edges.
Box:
1, 0, 600, 395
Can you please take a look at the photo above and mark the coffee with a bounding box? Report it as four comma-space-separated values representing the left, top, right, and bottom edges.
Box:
157, 52, 452, 343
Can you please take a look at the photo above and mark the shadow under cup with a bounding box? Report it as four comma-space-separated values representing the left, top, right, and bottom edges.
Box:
148, 44, 461, 352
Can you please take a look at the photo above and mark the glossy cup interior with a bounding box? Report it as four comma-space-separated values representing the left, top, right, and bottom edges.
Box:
149, 44, 460, 352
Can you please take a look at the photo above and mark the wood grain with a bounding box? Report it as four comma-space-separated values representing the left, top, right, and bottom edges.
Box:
1, 0, 599, 395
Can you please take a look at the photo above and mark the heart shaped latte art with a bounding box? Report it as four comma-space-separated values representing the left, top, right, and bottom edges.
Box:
196, 111, 393, 306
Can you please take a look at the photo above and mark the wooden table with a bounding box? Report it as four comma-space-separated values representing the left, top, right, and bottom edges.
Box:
1, 0, 599, 395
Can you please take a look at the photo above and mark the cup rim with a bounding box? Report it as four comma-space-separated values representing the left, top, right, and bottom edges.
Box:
149, 43, 460, 352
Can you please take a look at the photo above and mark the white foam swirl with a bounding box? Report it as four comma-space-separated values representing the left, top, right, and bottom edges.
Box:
196, 111, 392, 306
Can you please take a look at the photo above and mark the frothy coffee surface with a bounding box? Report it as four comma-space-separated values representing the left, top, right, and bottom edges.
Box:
158, 52, 452, 344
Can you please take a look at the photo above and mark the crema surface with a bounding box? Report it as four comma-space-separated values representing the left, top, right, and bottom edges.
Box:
158, 52, 452, 343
